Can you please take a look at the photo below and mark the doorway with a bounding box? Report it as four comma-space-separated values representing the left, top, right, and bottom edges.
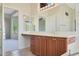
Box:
4, 7, 19, 52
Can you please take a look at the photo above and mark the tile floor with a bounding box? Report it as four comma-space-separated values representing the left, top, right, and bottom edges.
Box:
5, 48, 35, 56
4, 39, 18, 52
5, 47, 79, 56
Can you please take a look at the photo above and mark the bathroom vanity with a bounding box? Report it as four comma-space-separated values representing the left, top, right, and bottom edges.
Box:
22, 32, 75, 56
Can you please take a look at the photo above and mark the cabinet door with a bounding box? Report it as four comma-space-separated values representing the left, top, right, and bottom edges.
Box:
31, 36, 36, 54
31, 36, 41, 55
40, 37, 47, 56
31, 36, 46, 56
34, 36, 41, 55
56, 37, 67, 56
46, 37, 57, 56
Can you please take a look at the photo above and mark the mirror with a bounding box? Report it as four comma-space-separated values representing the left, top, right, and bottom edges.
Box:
39, 17, 46, 32
23, 15, 35, 31
38, 4, 76, 33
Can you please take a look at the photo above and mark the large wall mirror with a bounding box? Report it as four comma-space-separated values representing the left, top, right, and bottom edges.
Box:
39, 17, 46, 32
38, 4, 76, 33
23, 15, 35, 31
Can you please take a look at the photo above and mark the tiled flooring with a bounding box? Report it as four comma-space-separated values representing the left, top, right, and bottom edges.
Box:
62, 52, 79, 56
5, 47, 79, 56
69, 52, 79, 56
5, 48, 35, 56
4, 39, 18, 52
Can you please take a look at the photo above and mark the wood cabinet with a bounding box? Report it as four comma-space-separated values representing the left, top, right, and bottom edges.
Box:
31, 36, 67, 56
31, 36, 46, 56
46, 37, 56, 56
55, 37, 67, 56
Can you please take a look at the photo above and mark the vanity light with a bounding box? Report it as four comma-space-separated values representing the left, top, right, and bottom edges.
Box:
24, 16, 26, 19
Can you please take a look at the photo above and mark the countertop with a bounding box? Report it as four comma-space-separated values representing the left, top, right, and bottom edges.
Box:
22, 31, 76, 38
